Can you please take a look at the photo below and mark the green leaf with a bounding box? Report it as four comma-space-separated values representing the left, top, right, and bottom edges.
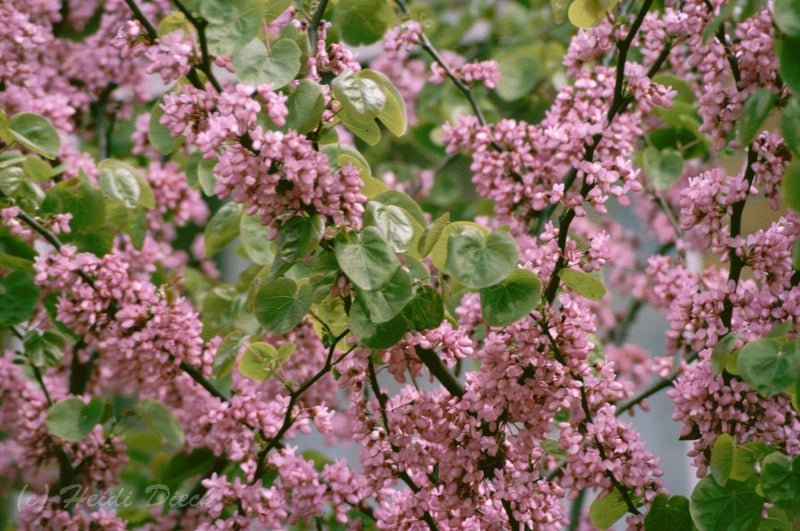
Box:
24, 330, 65, 368
272, 215, 324, 276
0, 271, 40, 326
197, 158, 217, 196
404, 285, 445, 331
348, 298, 407, 349
265, 0, 292, 21
365, 201, 414, 253
204, 0, 266, 56
252, 277, 311, 334
731, 441, 775, 482
737, 88, 776, 146
711, 333, 738, 375
335, 227, 400, 291
98, 159, 142, 208
495, 48, 540, 102
333, 0, 394, 45
690, 476, 764, 531
781, 99, 800, 155
286, 79, 325, 134
156, 12, 190, 36
568, 0, 617, 29
212, 330, 247, 379
136, 399, 185, 447
339, 109, 382, 145
774, 0, 800, 38
148, 102, 184, 155
550, 0, 571, 22
710, 433, 735, 486
41, 179, 107, 236
358, 70, 408, 137
738, 338, 800, 396
205, 202, 242, 257
776, 35, 800, 95
240, 214, 274, 265
431, 221, 488, 271
0, 252, 34, 273
480, 268, 542, 327
558, 268, 606, 301
232, 38, 301, 89
644, 494, 693, 531
643, 147, 684, 190
23, 156, 52, 181
0, 109, 13, 144
589, 489, 630, 529
309, 250, 341, 303
355, 268, 412, 323
373, 190, 426, 226
45, 397, 105, 441
781, 160, 800, 212
418, 213, 450, 258
238, 341, 289, 381
444, 227, 519, 290
332, 70, 387, 119
759, 452, 800, 512
8, 112, 61, 159
322, 144, 372, 179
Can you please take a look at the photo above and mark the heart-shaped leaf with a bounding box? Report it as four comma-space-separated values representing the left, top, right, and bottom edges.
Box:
335, 227, 400, 291
558, 268, 606, 301
232, 38, 301, 89
365, 201, 414, 252
444, 227, 519, 290
355, 267, 412, 323
253, 277, 311, 335
480, 268, 542, 327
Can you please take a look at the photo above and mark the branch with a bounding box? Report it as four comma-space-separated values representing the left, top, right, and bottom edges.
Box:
171, 0, 222, 92
308, 0, 330, 50
415, 347, 464, 398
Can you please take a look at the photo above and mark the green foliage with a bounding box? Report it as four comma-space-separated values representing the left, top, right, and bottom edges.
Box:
690, 476, 764, 531
589, 489, 630, 529
759, 452, 800, 512
238, 341, 295, 381
240, 214, 274, 265
252, 277, 311, 334
480, 268, 542, 327
204, 202, 243, 257
333, 0, 394, 45
335, 227, 400, 291
642, 147, 684, 191
136, 399, 185, 447
644, 494, 693, 531
710, 433, 735, 486
355, 268, 413, 323
0, 271, 40, 326
775, 34, 800, 95
737, 337, 800, 396
444, 226, 519, 290
737, 88, 776, 146
98, 159, 153, 209
7, 112, 61, 159
285, 79, 325, 134
404, 285, 445, 331
364, 201, 414, 253
272, 215, 324, 276
348, 297, 407, 349
46, 397, 108, 441
558, 268, 606, 301
212, 330, 248, 379
568, 0, 617, 28
774, 0, 800, 38
780, 99, 800, 156
148, 101, 184, 154
232, 38, 301, 89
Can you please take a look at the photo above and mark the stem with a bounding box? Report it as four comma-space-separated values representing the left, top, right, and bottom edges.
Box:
308, 0, 330, 50
123, 0, 157, 40
171, 0, 222, 92
415, 347, 464, 398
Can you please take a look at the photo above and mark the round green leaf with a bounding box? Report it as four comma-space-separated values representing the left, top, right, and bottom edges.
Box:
568, 0, 615, 28
480, 268, 542, 327
760, 452, 800, 512
359, 70, 408, 137
286, 79, 325, 134
738, 338, 800, 396
431, 221, 488, 271
777, 35, 800, 95
781, 160, 800, 213
98, 160, 141, 208
8, 112, 61, 159
643, 147, 684, 191
309, 250, 341, 303
0, 271, 40, 326
781, 99, 800, 156
737, 88, 776, 146
644, 494, 693, 531
333, 0, 394, 46
731, 441, 776, 482
240, 214, 274, 266
355, 267, 412, 323
253, 277, 312, 334
23, 156, 52, 181
365, 201, 414, 253
212, 330, 248, 379
373, 190, 426, 226
148, 102, 184, 155
710, 433, 735, 486
418, 212, 450, 258
238, 341, 282, 381
273, 215, 325, 275
558, 268, 607, 301
348, 299, 407, 349
690, 476, 764, 531
495, 49, 540, 102
335, 227, 400, 291
205, 202, 243, 257
774, 0, 800, 38
444, 227, 519, 290
232, 38, 301, 89
45, 397, 104, 441
136, 399, 185, 447
332, 70, 387, 119
404, 285, 445, 331
588, 489, 629, 530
